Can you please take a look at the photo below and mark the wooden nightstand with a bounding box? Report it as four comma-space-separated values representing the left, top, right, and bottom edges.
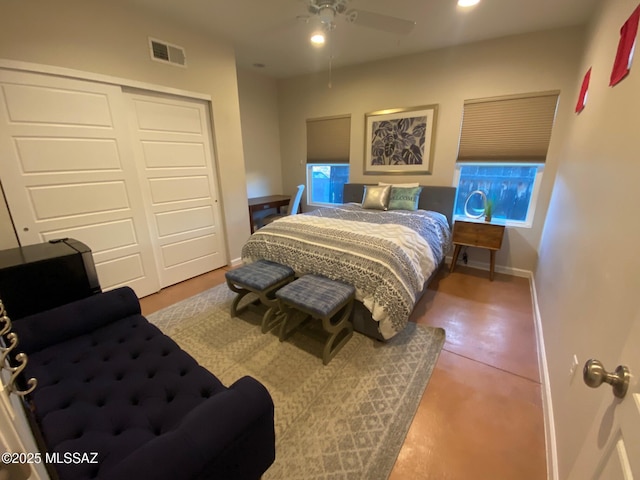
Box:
449, 220, 505, 281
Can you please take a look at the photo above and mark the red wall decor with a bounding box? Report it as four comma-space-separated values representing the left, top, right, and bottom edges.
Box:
610, 3, 640, 86
575, 67, 592, 113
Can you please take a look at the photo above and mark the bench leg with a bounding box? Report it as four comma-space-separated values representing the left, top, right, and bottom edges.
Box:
259, 280, 292, 333
278, 303, 308, 341
321, 300, 354, 365
227, 277, 293, 331
261, 300, 286, 334
227, 281, 251, 318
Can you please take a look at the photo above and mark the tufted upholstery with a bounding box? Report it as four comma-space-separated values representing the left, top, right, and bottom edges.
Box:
13, 287, 275, 480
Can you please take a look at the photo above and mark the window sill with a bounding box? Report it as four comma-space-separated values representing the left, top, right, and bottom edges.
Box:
307, 202, 342, 209
453, 215, 532, 229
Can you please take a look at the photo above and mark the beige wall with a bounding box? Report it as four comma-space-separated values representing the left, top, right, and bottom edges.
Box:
277, 27, 586, 271
0, 0, 250, 262
237, 68, 283, 198
536, 0, 640, 476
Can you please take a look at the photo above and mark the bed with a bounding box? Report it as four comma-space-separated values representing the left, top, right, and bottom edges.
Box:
241, 183, 456, 340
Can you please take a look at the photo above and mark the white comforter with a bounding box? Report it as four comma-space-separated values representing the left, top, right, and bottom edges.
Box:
242, 204, 451, 339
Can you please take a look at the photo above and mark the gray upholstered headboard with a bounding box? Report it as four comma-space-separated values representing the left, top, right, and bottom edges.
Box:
343, 183, 457, 226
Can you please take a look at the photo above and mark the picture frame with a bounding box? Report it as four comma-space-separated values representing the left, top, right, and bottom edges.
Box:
364, 104, 438, 175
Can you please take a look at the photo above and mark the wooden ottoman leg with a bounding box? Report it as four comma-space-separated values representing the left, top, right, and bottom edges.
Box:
278, 302, 308, 341
321, 299, 354, 365
227, 280, 251, 318
260, 278, 294, 334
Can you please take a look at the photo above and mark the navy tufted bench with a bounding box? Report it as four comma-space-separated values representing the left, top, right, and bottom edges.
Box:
225, 259, 294, 333
12, 287, 275, 480
276, 275, 355, 365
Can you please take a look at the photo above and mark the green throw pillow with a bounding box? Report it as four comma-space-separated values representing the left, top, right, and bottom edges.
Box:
388, 186, 423, 211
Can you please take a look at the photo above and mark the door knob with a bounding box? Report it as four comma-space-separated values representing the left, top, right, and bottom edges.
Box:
583, 359, 631, 399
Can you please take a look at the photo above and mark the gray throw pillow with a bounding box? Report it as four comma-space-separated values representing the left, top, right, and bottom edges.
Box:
362, 185, 391, 210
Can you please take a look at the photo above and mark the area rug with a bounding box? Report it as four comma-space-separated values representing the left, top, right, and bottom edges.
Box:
147, 283, 445, 480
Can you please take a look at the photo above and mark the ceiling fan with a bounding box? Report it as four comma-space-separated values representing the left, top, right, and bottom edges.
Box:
300, 0, 416, 35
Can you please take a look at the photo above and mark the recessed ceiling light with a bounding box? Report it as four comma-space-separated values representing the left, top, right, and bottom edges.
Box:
310, 33, 326, 46
458, 0, 480, 7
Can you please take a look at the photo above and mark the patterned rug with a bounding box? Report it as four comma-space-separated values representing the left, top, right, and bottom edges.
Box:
147, 283, 445, 480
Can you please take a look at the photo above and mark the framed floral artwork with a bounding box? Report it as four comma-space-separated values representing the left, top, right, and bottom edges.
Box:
364, 104, 438, 175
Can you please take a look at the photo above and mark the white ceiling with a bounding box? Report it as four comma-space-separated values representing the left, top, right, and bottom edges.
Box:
126, 0, 599, 78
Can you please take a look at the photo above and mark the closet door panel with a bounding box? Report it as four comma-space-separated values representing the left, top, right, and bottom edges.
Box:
15, 137, 121, 172
0, 69, 160, 297
125, 91, 226, 288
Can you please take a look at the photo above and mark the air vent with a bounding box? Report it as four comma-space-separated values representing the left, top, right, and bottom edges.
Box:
149, 38, 187, 67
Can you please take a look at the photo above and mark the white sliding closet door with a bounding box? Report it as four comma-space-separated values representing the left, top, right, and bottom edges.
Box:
0, 70, 160, 297
124, 91, 226, 288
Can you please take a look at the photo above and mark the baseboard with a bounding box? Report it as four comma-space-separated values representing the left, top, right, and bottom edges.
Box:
528, 272, 558, 480
444, 256, 531, 278
229, 257, 243, 267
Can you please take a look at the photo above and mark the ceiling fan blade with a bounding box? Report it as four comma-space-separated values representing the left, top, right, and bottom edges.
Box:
346, 9, 415, 35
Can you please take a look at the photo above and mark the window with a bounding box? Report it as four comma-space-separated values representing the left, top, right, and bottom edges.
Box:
306, 164, 350, 206
455, 91, 558, 227
306, 114, 351, 207
453, 163, 543, 226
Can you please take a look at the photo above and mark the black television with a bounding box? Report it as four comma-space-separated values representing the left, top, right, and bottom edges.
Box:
0, 238, 101, 320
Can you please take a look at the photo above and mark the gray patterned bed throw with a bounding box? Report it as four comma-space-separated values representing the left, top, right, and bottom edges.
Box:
242, 204, 451, 339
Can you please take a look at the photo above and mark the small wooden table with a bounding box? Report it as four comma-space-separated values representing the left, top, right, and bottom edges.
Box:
248, 195, 290, 233
449, 219, 505, 281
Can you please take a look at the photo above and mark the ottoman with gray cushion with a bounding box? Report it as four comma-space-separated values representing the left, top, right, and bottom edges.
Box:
276, 275, 355, 365
225, 260, 295, 333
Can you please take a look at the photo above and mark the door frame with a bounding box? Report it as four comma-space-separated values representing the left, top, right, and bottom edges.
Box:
0, 59, 212, 102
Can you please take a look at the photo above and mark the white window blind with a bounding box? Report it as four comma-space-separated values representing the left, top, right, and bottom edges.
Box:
306, 115, 351, 164
457, 91, 559, 162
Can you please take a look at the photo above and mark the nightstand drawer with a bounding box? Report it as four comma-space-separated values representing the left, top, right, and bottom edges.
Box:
452, 221, 505, 250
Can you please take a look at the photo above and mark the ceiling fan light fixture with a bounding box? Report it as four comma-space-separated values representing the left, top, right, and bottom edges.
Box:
457, 0, 480, 7
318, 6, 336, 25
310, 32, 326, 46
